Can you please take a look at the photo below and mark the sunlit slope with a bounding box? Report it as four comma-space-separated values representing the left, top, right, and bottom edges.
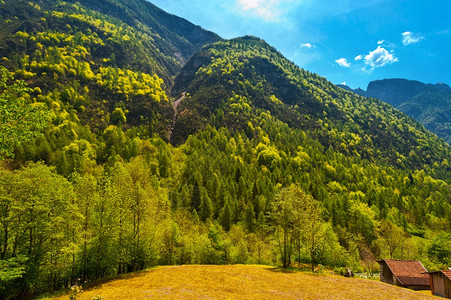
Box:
0, 0, 220, 164
52, 265, 437, 300
172, 36, 450, 173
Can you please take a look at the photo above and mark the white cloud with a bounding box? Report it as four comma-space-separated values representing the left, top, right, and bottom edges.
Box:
300, 43, 313, 48
335, 58, 351, 68
364, 46, 398, 70
402, 31, 424, 45
236, 0, 299, 21
436, 29, 451, 35
354, 55, 362, 61
340, 81, 347, 86
377, 40, 384, 45
239, 0, 264, 10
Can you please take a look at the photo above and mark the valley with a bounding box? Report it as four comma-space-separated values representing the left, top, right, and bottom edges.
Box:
0, 0, 449, 299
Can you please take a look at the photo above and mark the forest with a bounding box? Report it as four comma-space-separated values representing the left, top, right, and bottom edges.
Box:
0, 0, 450, 299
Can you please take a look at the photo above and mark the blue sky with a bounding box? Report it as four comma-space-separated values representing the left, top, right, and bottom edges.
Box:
150, 0, 450, 89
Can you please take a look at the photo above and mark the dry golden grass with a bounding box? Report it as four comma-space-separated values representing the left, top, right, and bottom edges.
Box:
51, 265, 437, 299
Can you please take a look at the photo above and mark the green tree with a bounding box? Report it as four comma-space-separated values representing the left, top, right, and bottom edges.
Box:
161, 220, 180, 265
271, 185, 304, 268
0, 163, 79, 297
0, 66, 49, 158
192, 181, 201, 211
428, 233, 451, 265
200, 187, 213, 221
111, 107, 127, 126
72, 174, 98, 282
377, 220, 409, 259
220, 199, 232, 231
300, 192, 325, 272
0, 255, 28, 297
271, 184, 326, 270
244, 202, 255, 232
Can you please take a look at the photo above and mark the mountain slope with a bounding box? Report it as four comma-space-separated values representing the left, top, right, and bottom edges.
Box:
172, 37, 450, 170
69, 0, 221, 65
338, 79, 451, 144
0, 0, 220, 164
0, 0, 220, 84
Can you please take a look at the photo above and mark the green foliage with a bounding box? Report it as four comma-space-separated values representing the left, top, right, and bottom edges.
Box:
0, 163, 78, 298
428, 233, 451, 266
376, 220, 409, 259
271, 184, 339, 270
220, 200, 232, 231
0, 66, 49, 158
111, 107, 126, 125
0, 0, 218, 147
0, 255, 28, 291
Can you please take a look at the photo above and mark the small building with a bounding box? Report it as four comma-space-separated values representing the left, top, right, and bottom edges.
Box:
427, 269, 451, 298
377, 259, 430, 290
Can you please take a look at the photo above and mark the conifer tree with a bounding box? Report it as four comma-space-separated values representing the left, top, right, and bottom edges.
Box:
244, 202, 255, 232
192, 181, 201, 211
200, 188, 213, 221
220, 200, 232, 231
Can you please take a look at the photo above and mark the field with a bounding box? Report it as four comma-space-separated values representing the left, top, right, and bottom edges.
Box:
50, 265, 437, 299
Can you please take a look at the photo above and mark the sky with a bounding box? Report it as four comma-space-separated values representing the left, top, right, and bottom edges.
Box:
149, 0, 451, 89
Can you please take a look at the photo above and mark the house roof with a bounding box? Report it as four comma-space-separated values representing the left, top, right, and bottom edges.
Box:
378, 259, 430, 286
397, 276, 429, 286
427, 269, 451, 280
443, 270, 451, 280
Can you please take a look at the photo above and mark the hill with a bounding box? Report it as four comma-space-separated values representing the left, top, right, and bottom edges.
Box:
337, 79, 451, 144
50, 265, 436, 299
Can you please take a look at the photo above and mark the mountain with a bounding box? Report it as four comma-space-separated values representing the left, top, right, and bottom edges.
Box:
69, 0, 221, 65
336, 83, 367, 95
337, 79, 451, 144
0, 0, 220, 144
172, 37, 449, 168
435, 82, 451, 91
0, 1, 450, 299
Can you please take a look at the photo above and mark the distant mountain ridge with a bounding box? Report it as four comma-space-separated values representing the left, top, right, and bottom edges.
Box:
71, 0, 221, 65
337, 79, 451, 144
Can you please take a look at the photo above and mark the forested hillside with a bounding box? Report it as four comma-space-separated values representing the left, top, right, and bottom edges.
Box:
0, 0, 220, 152
338, 79, 451, 144
0, 0, 450, 299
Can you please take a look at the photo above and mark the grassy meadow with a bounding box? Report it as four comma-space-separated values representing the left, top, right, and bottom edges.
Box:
49, 265, 437, 299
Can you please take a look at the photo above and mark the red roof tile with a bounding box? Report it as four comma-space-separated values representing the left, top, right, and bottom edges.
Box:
397, 276, 429, 286
442, 270, 451, 280
379, 259, 429, 286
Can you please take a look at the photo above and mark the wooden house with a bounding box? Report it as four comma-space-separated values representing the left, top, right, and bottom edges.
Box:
427, 269, 451, 298
377, 259, 430, 290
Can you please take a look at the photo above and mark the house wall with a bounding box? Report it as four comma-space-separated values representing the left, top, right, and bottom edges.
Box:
379, 263, 394, 285
433, 274, 446, 297
445, 277, 451, 299
431, 274, 451, 299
